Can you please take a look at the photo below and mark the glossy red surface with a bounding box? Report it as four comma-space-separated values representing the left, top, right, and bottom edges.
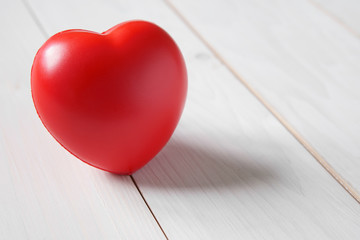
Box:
31, 21, 187, 174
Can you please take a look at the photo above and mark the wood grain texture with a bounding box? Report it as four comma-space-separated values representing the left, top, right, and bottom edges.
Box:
24, 0, 360, 239
310, 0, 360, 37
0, 1, 166, 239
169, 0, 360, 196
164, 0, 360, 203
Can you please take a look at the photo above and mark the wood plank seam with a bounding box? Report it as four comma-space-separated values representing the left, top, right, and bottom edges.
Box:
307, 0, 360, 39
163, 0, 360, 204
20, 0, 170, 238
130, 176, 169, 240
21, 0, 48, 39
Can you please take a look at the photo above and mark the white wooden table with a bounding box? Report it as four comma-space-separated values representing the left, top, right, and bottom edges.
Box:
1, 0, 360, 239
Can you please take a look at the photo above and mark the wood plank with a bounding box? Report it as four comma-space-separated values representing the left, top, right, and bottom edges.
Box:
311, 0, 360, 36
27, 0, 360, 239
168, 0, 360, 195
0, 1, 166, 239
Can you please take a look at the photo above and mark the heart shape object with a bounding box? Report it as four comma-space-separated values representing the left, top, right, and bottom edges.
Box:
31, 21, 187, 174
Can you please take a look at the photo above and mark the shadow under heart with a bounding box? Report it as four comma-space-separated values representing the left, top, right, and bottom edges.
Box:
109, 137, 281, 191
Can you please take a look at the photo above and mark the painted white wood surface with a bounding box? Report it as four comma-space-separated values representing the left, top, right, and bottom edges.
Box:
0, 1, 166, 239
169, 0, 360, 193
23, 0, 360, 239
311, 0, 360, 36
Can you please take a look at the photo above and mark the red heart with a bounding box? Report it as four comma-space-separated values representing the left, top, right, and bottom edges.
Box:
31, 21, 187, 174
